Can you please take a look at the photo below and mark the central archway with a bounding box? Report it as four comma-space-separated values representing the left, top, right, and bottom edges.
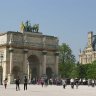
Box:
28, 55, 40, 78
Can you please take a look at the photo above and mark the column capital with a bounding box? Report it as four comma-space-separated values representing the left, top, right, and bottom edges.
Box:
9, 48, 14, 52
55, 52, 59, 56
42, 50, 47, 55
23, 49, 28, 53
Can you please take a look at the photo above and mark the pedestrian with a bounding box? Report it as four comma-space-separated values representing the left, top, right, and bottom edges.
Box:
75, 78, 79, 89
41, 78, 44, 87
4, 78, 7, 89
88, 79, 90, 87
92, 79, 95, 87
15, 76, 20, 91
83, 78, 86, 85
24, 76, 28, 90
70, 78, 74, 89
62, 78, 66, 89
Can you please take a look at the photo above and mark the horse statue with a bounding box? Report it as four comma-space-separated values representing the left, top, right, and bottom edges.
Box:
32, 24, 39, 32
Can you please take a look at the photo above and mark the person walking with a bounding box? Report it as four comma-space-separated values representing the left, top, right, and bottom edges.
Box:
15, 76, 20, 91
4, 78, 8, 89
41, 78, 44, 87
70, 78, 74, 89
62, 78, 66, 89
92, 79, 95, 87
24, 76, 28, 90
75, 78, 79, 89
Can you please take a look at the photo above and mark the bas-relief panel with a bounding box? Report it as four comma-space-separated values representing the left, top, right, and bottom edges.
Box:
46, 55, 55, 65
45, 37, 57, 45
13, 60, 23, 72
0, 34, 7, 44
0, 48, 6, 58
13, 61, 23, 70
13, 34, 23, 42
13, 53, 23, 68
27, 36, 42, 43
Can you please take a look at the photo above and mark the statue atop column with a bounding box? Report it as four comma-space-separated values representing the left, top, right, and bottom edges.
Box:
20, 20, 39, 33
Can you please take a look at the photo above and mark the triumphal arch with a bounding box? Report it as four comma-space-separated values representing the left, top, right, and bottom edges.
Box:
0, 21, 59, 84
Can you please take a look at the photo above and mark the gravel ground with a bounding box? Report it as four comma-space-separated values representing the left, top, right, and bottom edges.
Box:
0, 84, 96, 96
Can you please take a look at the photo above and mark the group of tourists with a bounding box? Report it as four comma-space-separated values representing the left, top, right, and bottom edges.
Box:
62, 78, 96, 89
2, 77, 96, 90
3, 76, 28, 91
62, 78, 78, 89
15, 76, 28, 91
28, 77, 96, 89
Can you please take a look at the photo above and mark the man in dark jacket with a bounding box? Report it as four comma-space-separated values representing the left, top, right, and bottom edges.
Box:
24, 76, 28, 90
15, 76, 20, 91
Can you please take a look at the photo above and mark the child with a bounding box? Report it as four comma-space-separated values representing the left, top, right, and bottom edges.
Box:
4, 78, 7, 89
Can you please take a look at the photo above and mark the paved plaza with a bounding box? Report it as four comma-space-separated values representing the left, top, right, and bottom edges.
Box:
0, 84, 96, 96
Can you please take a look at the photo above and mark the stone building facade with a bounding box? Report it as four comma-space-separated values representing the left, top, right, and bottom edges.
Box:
0, 30, 59, 84
79, 32, 96, 64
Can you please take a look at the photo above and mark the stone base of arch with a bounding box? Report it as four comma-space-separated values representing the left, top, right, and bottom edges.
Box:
7, 74, 14, 84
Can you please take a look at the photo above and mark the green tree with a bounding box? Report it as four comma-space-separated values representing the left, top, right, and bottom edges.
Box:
59, 43, 76, 78
77, 61, 96, 79
70, 64, 80, 78
78, 64, 89, 79
86, 61, 96, 79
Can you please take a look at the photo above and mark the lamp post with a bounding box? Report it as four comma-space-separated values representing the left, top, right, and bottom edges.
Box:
0, 54, 3, 85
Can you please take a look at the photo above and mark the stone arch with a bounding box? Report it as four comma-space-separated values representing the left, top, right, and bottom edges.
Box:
28, 55, 40, 78
46, 67, 53, 78
12, 66, 20, 79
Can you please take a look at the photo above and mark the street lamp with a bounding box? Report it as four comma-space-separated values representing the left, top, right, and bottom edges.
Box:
0, 53, 3, 85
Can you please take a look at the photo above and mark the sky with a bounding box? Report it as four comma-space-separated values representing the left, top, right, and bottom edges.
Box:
0, 0, 96, 61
